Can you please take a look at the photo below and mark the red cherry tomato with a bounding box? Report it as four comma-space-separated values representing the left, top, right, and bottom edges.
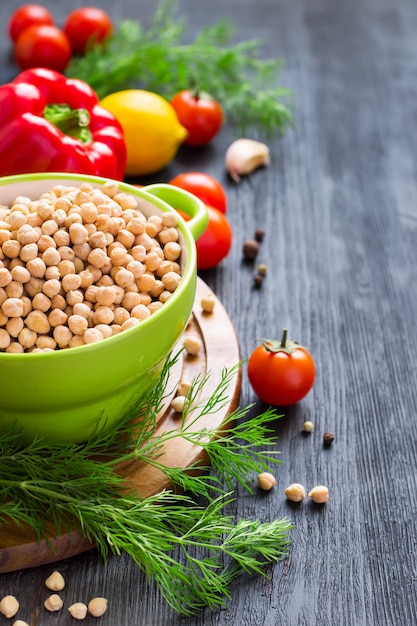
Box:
247, 330, 316, 406
169, 172, 227, 213
170, 90, 223, 146
63, 7, 113, 55
14, 24, 72, 72
8, 4, 55, 43
195, 206, 232, 270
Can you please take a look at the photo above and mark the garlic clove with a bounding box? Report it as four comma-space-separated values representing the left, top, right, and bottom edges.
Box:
225, 138, 270, 182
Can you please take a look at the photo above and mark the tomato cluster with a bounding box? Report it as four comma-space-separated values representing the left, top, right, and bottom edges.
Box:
8, 4, 113, 72
169, 172, 232, 270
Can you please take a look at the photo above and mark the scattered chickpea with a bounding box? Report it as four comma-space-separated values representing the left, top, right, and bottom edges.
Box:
13, 620, 30, 626
183, 334, 202, 356
88, 597, 108, 617
303, 420, 314, 433
68, 602, 88, 620
44, 593, 64, 612
285, 483, 306, 502
171, 395, 187, 413
257, 472, 276, 491
177, 381, 191, 397
308, 485, 329, 503
0, 595, 19, 618
45, 570, 65, 591
200, 293, 216, 313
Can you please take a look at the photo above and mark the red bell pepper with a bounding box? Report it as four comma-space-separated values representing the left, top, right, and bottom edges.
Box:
0, 67, 127, 180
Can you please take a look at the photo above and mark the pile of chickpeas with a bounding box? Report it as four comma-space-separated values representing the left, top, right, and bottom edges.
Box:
0, 180, 183, 353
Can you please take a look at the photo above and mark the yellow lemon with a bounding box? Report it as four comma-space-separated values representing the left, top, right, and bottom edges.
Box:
100, 90, 188, 177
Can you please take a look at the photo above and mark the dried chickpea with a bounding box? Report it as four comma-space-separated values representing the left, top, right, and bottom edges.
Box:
6, 281, 24, 299
68, 314, 89, 335
44, 264, 60, 280
25, 310, 50, 334
69, 335, 86, 348
137, 273, 156, 293
201, 293, 216, 313
58, 259, 76, 277
36, 335, 57, 350
159, 290, 172, 303
44, 593, 63, 612
148, 301, 163, 314
32, 293, 51, 312
183, 335, 202, 356
2, 297, 24, 317
6, 342, 24, 353
0, 595, 19, 618
3, 239, 21, 258
258, 472, 277, 491
164, 241, 182, 261
158, 226, 179, 245
24, 276, 44, 297
72, 302, 91, 319
42, 278, 61, 298
19, 242, 38, 262
0, 268, 13, 288
62, 273, 82, 292
88, 597, 108, 618
161, 212, 179, 228
68, 602, 88, 620
6, 317, 24, 338
66, 290, 84, 307
42, 246, 61, 266
162, 271, 181, 292
0, 329, 11, 350
308, 486, 329, 503
53, 227, 70, 246
285, 483, 306, 502
53, 324, 73, 348
171, 395, 186, 413
93, 306, 114, 325
96, 285, 117, 306
131, 303, 151, 321
144, 251, 161, 272
37, 234, 56, 252
84, 327, 104, 344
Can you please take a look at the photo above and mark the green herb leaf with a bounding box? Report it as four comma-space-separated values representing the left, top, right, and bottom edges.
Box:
0, 353, 292, 615
66, 0, 293, 137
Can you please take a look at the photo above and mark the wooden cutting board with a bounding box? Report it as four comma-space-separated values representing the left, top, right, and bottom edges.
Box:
0, 277, 241, 573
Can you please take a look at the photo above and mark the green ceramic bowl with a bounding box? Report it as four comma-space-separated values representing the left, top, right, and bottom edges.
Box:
0, 173, 208, 442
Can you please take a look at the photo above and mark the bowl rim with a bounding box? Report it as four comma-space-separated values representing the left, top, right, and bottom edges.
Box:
0, 172, 198, 359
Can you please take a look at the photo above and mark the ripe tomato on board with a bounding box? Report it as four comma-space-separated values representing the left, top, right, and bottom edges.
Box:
247, 330, 316, 406
63, 7, 113, 55
170, 90, 223, 146
8, 4, 55, 43
14, 24, 72, 72
169, 172, 227, 213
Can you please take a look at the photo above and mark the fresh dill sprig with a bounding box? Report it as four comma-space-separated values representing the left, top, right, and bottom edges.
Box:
66, 0, 293, 137
0, 353, 291, 615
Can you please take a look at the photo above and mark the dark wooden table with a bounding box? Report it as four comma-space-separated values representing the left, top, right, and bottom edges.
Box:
1, 1, 416, 625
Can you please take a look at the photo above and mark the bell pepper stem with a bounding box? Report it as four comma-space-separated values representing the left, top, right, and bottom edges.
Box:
44, 104, 92, 143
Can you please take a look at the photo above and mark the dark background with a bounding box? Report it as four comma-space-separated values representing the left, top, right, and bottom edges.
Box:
1, 1, 416, 625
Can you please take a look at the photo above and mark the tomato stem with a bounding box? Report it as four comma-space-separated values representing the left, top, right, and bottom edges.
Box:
280, 328, 288, 349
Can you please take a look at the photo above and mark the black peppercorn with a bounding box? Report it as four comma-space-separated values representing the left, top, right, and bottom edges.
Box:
253, 274, 264, 288
323, 431, 335, 446
254, 228, 265, 242
242, 239, 259, 261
